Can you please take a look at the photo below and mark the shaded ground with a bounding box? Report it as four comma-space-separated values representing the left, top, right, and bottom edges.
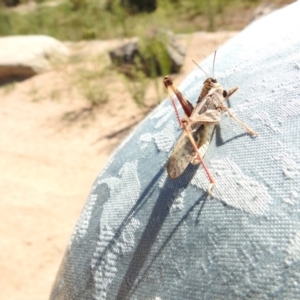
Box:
0, 31, 236, 299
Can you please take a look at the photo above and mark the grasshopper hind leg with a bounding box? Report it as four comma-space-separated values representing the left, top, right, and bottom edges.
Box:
181, 121, 216, 195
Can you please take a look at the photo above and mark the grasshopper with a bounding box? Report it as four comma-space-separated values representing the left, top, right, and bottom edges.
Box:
163, 51, 257, 194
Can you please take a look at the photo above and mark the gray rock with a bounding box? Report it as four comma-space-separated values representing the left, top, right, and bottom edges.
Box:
109, 32, 185, 77
109, 38, 140, 65
0, 35, 69, 83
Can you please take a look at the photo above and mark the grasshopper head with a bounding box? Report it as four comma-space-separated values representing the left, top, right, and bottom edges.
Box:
198, 77, 222, 102
203, 77, 217, 85
203, 77, 220, 91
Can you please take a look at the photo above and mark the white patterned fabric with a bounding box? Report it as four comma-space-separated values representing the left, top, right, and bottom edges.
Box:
50, 2, 300, 299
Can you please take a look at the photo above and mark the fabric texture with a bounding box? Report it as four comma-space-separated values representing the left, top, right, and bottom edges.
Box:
50, 2, 300, 299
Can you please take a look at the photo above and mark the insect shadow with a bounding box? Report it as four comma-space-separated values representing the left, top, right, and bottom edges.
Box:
214, 124, 252, 147
117, 169, 209, 300
74, 168, 165, 299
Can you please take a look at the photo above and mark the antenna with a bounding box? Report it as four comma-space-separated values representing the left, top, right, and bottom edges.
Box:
212, 50, 217, 78
192, 60, 209, 78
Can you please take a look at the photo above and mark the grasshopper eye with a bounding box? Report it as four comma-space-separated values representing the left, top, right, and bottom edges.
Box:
223, 90, 228, 97
211, 78, 217, 83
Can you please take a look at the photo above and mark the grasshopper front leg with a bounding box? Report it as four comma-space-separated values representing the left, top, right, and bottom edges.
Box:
219, 105, 258, 136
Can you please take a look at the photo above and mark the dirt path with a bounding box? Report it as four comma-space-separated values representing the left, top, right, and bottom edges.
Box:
0, 31, 236, 299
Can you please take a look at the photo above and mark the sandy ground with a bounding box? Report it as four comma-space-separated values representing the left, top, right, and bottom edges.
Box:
0, 31, 236, 299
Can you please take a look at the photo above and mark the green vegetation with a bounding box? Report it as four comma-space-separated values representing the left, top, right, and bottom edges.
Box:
0, 0, 294, 41
67, 53, 111, 110
138, 31, 172, 77
122, 70, 148, 107
2, 81, 16, 94
28, 84, 43, 102
75, 67, 109, 107
0, 0, 294, 112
